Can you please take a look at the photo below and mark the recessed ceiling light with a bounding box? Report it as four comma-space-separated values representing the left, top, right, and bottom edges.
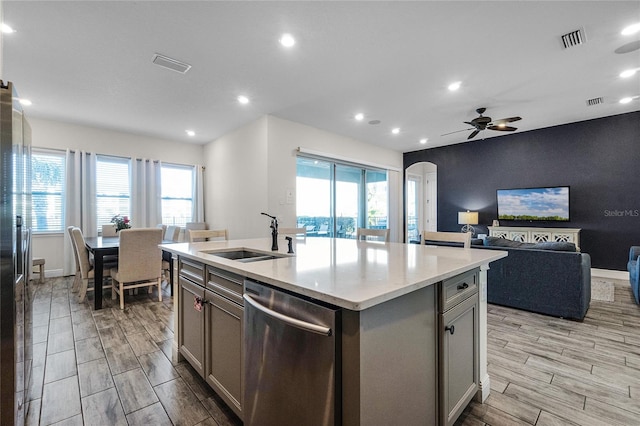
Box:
419, 138, 428, 144
621, 23, 640, 36
448, 81, 462, 91
619, 97, 633, 104
186, 130, 195, 137
18, 98, 32, 106
279, 33, 296, 48
1, 23, 15, 34
237, 95, 250, 105
391, 128, 400, 135
354, 113, 364, 121
620, 69, 637, 78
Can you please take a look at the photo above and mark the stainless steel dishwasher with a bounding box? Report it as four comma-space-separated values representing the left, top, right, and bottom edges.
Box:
243, 279, 341, 426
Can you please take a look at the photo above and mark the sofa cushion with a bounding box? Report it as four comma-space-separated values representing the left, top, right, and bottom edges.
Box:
484, 236, 576, 252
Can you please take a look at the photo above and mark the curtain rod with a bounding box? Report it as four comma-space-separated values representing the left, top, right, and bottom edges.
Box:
297, 147, 402, 172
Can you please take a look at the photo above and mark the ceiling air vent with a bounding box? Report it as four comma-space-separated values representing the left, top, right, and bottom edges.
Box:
586, 97, 604, 106
152, 53, 191, 74
561, 28, 586, 49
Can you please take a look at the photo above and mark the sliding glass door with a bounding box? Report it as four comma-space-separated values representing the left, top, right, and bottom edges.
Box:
296, 156, 387, 238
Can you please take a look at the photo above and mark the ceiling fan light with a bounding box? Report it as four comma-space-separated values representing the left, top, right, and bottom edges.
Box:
621, 23, 640, 36
620, 69, 637, 78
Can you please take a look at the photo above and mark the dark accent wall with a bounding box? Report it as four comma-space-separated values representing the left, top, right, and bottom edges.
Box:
404, 111, 640, 271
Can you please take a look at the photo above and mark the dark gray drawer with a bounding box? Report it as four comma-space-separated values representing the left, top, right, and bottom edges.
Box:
440, 269, 478, 312
179, 258, 206, 286
207, 266, 244, 306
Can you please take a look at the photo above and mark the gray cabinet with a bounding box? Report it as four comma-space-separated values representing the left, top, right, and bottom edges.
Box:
205, 266, 244, 418
178, 258, 207, 376
438, 269, 479, 426
178, 261, 245, 419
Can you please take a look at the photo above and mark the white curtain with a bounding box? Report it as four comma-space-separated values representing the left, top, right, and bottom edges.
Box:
63, 150, 97, 275
192, 165, 205, 222
132, 158, 162, 228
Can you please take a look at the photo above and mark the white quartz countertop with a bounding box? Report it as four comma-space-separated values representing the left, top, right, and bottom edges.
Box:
161, 237, 507, 311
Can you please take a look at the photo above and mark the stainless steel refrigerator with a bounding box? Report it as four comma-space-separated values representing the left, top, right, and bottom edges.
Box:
0, 80, 33, 425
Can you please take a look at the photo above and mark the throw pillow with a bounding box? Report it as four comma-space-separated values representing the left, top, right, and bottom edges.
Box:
483, 236, 533, 248
530, 241, 577, 252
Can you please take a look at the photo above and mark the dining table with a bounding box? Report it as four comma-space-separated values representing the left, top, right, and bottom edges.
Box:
84, 236, 175, 310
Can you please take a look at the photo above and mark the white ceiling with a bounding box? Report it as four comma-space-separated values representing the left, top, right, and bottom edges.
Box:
3, 1, 639, 153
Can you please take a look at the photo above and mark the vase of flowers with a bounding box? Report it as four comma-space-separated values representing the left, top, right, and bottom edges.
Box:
111, 214, 131, 232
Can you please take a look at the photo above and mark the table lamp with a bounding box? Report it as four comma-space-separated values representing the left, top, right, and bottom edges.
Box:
458, 210, 478, 235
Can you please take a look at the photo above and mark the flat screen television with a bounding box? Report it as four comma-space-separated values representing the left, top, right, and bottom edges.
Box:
497, 186, 570, 222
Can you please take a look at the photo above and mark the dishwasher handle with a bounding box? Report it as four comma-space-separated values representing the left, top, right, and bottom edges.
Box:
243, 293, 332, 336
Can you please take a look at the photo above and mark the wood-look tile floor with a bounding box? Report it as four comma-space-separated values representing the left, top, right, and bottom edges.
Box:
26, 276, 242, 426
28, 276, 639, 425
456, 279, 640, 426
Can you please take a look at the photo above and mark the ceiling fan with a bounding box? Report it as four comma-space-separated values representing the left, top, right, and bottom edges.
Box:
443, 107, 522, 140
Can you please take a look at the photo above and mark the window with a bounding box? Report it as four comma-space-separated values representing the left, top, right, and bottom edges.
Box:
96, 156, 130, 231
31, 150, 65, 233
161, 164, 193, 227
296, 156, 388, 238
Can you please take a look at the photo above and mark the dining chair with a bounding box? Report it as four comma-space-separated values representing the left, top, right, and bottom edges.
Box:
356, 227, 390, 242
68, 226, 81, 292
102, 224, 117, 237
279, 227, 307, 238
422, 231, 471, 249
164, 225, 180, 242
162, 225, 181, 284
110, 228, 163, 310
157, 223, 167, 236
188, 229, 228, 243
71, 227, 116, 303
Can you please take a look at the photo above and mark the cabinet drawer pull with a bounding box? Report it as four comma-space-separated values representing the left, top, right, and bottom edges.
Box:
457, 283, 469, 290
445, 325, 455, 335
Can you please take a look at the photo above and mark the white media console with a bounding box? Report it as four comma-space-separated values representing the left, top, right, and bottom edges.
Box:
488, 226, 581, 251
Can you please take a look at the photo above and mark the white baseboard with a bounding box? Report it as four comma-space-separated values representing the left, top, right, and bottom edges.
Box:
33, 269, 64, 280
592, 268, 629, 281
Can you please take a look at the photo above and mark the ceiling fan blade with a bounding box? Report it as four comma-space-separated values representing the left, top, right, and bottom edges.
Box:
492, 116, 522, 124
468, 129, 480, 139
488, 125, 517, 132
441, 127, 473, 136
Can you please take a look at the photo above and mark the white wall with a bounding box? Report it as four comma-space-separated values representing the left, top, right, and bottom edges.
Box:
203, 116, 269, 240
30, 117, 204, 165
29, 117, 205, 277
204, 115, 403, 241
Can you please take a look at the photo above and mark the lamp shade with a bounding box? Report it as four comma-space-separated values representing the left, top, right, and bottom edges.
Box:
458, 211, 479, 225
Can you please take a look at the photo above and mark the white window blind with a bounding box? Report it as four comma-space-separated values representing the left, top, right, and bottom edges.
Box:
31, 151, 65, 233
96, 156, 130, 231
161, 164, 193, 227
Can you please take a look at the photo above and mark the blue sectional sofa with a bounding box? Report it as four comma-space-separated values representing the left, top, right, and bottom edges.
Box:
628, 246, 639, 305
424, 236, 592, 320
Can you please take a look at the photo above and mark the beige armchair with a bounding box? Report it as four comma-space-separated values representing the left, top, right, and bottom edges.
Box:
422, 231, 471, 249
110, 228, 163, 310
70, 227, 116, 303
356, 228, 390, 242
187, 229, 228, 242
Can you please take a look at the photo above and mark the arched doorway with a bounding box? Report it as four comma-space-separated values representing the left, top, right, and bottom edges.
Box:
405, 162, 437, 242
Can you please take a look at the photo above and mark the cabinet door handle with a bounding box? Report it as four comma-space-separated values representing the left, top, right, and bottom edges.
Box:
445, 325, 455, 335
457, 283, 469, 290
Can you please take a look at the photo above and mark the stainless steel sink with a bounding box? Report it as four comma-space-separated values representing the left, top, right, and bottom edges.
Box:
202, 249, 286, 263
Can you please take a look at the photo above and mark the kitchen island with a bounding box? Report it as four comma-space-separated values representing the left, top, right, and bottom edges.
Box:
161, 237, 507, 425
